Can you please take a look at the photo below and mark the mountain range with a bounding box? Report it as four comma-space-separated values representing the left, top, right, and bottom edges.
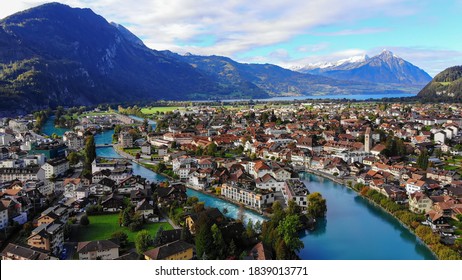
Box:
0, 3, 435, 115
295, 50, 432, 85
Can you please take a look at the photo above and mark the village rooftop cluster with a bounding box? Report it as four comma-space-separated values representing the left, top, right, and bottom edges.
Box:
0, 101, 461, 260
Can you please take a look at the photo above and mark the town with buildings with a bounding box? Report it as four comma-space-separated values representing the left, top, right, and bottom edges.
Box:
0, 101, 461, 260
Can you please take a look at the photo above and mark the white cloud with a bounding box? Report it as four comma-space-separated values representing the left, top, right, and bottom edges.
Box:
2, 0, 459, 75
0, 0, 420, 57
312, 27, 389, 36
297, 43, 331, 53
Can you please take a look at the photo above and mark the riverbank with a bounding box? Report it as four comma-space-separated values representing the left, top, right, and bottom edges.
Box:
360, 193, 439, 260
301, 168, 440, 259
110, 141, 269, 219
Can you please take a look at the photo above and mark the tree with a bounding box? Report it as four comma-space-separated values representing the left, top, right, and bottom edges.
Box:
245, 220, 256, 238
111, 231, 129, 248
135, 230, 152, 254
417, 149, 429, 170
287, 200, 301, 215
206, 143, 218, 156
195, 214, 213, 258
152, 226, 165, 247
186, 196, 199, 206
211, 224, 226, 259
307, 192, 327, 218
80, 215, 90, 226
275, 239, 288, 260
228, 239, 237, 257
277, 214, 304, 253
122, 207, 132, 227
193, 202, 205, 213
271, 201, 285, 225
84, 135, 96, 167
142, 118, 149, 131
67, 151, 80, 166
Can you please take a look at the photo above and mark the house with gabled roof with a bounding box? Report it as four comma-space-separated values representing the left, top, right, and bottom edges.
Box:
405, 178, 428, 194
144, 240, 194, 260
1, 243, 56, 260
408, 192, 432, 214
77, 240, 119, 260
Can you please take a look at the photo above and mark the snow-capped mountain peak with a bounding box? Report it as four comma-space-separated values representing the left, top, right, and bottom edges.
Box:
293, 54, 369, 72
292, 50, 432, 85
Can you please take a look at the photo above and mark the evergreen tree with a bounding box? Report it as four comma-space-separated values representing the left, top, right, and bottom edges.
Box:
228, 239, 237, 257
417, 149, 429, 170
211, 224, 226, 259
84, 135, 96, 167
152, 226, 164, 247
194, 214, 212, 258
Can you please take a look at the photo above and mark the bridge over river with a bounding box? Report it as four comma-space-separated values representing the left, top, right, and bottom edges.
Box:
95, 143, 114, 148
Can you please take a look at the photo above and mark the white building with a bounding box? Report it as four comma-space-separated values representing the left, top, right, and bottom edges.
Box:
42, 157, 69, 179
63, 132, 85, 150
282, 179, 309, 209
0, 133, 15, 146
77, 240, 120, 260
0, 167, 46, 183
255, 174, 285, 191
173, 156, 195, 179
23, 155, 46, 167
221, 184, 274, 210
8, 119, 29, 132
405, 178, 428, 194
272, 168, 292, 181
141, 142, 152, 155
434, 131, 446, 144
118, 132, 133, 148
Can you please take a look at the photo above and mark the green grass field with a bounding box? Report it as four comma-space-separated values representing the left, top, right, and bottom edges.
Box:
77, 214, 173, 242
123, 147, 141, 156
141, 107, 182, 114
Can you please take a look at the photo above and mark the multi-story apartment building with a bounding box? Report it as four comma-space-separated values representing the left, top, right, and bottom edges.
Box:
0, 167, 46, 183
42, 157, 69, 179
221, 183, 275, 210
27, 222, 64, 256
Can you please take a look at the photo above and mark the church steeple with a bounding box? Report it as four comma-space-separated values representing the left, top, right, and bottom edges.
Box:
365, 127, 372, 153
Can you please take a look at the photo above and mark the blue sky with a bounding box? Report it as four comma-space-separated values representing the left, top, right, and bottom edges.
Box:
1, 0, 461, 76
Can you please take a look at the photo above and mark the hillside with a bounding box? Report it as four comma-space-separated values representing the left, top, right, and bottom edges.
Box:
0, 3, 268, 115
418, 66, 462, 102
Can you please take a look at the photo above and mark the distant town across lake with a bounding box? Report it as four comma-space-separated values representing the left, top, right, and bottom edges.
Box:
198, 93, 417, 103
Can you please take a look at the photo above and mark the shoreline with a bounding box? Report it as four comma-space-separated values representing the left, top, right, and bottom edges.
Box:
301, 168, 440, 260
